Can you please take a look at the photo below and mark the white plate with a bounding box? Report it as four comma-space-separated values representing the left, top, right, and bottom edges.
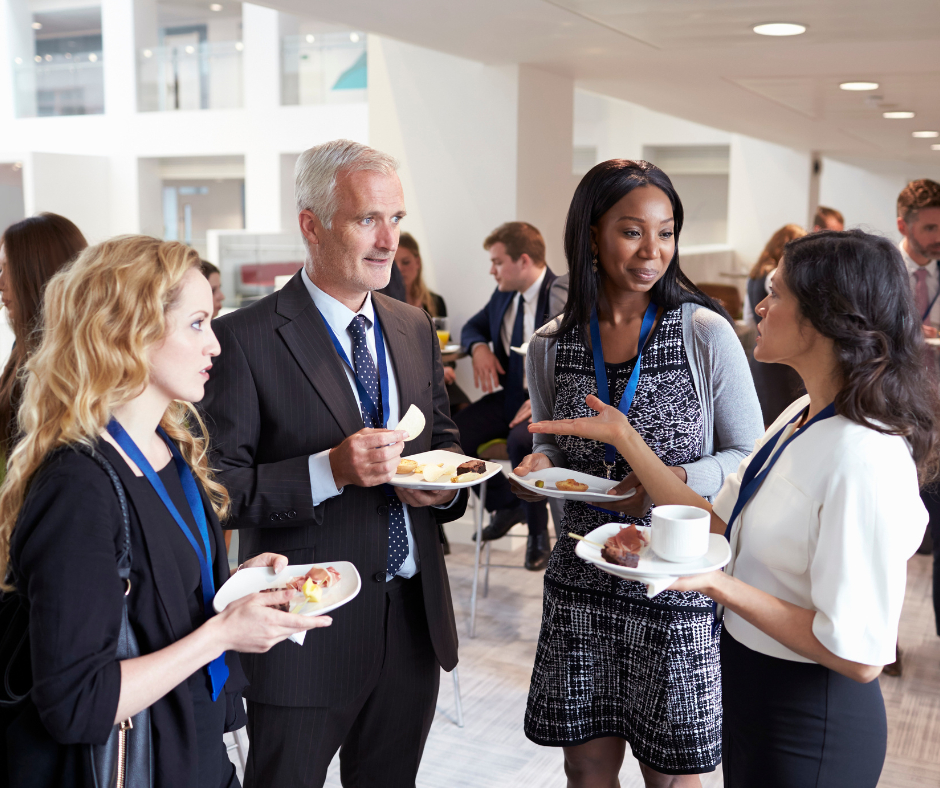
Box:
441, 344, 462, 354
511, 467, 636, 502
926, 338, 940, 347
387, 449, 503, 490
575, 523, 731, 582
510, 342, 529, 356
213, 561, 361, 617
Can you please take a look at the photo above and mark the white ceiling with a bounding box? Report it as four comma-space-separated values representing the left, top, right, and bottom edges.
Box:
190, 0, 940, 165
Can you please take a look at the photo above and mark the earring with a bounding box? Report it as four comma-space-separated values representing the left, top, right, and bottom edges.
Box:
591, 255, 598, 273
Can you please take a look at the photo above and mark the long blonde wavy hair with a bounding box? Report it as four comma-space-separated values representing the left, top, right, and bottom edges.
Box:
0, 235, 229, 590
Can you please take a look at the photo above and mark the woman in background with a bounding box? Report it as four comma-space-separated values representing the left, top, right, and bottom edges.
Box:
394, 232, 470, 415
200, 260, 226, 318
532, 229, 937, 787
744, 224, 807, 425
0, 213, 87, 458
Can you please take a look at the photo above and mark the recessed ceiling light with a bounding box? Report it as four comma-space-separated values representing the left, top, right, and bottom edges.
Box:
143, 49, 152, 58
753, 22, 806, 36
349, 33, 360, 42
234, 41, 244, 51
88, 53, 98, 62
932, 144, 940, 151
44, 54, 52, 61
913, 131, 939, 138
185, 45, 195, 54
883, 111, 915, 119
305, 34, 314, 43
209, 3, 223, 10
31, 22, 42, 30
14, 57, 21, 64
33, 55, 41, 62
840, 81, 879, 91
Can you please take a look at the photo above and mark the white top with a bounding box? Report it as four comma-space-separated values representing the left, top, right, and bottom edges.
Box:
900, 239, 940, 326
712, 395, 927, 665
300, 268, 454, 580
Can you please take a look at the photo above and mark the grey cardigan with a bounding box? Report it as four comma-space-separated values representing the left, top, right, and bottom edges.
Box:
526, 302, 764, 498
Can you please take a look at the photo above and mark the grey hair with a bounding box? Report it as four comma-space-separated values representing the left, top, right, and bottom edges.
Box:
294, 139, 399, 230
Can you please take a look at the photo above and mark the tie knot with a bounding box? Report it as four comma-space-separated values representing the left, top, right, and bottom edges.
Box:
348, 314, 369, 341
915, 267, 929, 283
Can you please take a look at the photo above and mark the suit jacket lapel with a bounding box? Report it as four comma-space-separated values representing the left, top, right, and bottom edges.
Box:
373, 295, 412, 419
275, 273, 364, 438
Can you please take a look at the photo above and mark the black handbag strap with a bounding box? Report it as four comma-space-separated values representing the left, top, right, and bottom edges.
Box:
72, 444, 132, 579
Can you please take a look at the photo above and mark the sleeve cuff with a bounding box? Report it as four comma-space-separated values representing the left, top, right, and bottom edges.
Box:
432, 490, 461, 510
308, 450, 343, 506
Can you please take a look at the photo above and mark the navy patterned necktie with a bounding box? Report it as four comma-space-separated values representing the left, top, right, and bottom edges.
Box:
347, 315, 409, 577
505, 292, 527, 420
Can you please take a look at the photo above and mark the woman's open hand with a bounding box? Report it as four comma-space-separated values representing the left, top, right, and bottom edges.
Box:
509, 452, 554, 501
529, 395, 632, 446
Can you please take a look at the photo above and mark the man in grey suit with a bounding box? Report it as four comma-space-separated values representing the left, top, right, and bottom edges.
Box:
201, 139, 467, 786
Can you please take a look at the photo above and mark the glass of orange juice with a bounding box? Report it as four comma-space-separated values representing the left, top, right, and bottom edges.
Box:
432, 317, 450, 350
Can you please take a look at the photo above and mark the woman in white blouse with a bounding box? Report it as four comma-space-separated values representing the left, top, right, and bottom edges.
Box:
531, 229, 940, 787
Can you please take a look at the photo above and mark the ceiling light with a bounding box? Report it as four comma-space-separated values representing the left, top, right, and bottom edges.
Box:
913, 131, 939, 138
44, 54, 52, 61
840, 81, 879, 91
12, 162, 22, 171
932, 144, 940, 151
185, 45, 195, 54
88, 53, 98, 62
14, 57, 21, 64
34, 55, 41, 62
349, 32, 360, 42
143, 49, 152, 58
209, 3, 223, 9
305, 34, 315, 43
234, 41, 243, 51
65, 52, 71, 58
31, 22, 42, 30
883, 111, 915, 119
753, 22, 806, 36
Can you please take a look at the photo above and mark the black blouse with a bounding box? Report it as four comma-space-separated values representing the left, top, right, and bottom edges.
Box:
9, 441, 246, 788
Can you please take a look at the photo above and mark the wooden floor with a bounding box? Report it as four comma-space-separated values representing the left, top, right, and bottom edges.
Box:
321, 538, 940, 787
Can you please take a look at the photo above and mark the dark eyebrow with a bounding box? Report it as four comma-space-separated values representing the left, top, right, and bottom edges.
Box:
616, 215, 674, 224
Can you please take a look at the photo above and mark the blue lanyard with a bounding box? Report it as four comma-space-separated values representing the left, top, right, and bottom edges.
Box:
713, 401, 836, 630
106, 420, 229, 701
317, 308, 390, 429
589, 300, 658, 476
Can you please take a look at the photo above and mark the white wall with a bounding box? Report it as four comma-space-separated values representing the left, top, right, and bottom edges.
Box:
23, 152, 111, 242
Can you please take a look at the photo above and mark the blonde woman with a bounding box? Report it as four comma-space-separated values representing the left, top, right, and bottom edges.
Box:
0, 236, 330, 788
744, 224, 808, 425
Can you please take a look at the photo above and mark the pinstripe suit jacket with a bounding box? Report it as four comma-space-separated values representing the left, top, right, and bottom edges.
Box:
200, 271, 465, 708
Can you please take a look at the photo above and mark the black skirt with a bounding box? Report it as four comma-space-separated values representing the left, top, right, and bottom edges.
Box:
721, 629, 886, 788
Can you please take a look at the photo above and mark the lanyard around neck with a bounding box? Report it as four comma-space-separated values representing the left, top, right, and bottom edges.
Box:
318, 307, 390, 428
589, 300, 658, 476
106, 419, 229, 700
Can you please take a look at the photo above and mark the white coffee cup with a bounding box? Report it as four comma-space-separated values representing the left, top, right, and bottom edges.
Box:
650, 505, 710, 563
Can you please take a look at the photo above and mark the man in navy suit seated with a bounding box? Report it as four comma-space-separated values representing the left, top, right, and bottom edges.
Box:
456, 222, 568, 570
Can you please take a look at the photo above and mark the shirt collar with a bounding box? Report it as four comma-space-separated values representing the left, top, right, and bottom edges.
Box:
301, 267, 375, 336
899, 239, 938, 276
520, 267, 547, 305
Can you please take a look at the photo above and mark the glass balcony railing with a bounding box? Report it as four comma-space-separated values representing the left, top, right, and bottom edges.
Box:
281, 32, 367, 106
137, 40, 243, 112
13, 51, 104, 117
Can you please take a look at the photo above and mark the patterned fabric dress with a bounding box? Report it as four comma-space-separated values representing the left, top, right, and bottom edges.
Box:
523, 307, 722, 774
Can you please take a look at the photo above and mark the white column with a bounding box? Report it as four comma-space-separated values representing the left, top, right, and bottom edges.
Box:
101, 0, 137, 117
242, 3, 282, 231
24, 153, 112, 243
515, 65, 576, 275
2, 0, 36, 119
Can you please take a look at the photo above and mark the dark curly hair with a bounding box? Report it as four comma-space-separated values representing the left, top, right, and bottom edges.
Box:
552, 159, 727, 341
781, 229, 940, 484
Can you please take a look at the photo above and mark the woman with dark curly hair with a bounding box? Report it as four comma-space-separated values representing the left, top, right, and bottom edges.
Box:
512, 160, 763, 786
533, 228, 939, 787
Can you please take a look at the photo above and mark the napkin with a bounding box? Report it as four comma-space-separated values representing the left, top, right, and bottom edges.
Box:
644, 576, 676, 598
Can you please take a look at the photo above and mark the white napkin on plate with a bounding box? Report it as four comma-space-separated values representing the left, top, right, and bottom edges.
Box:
644, 576, 677, 598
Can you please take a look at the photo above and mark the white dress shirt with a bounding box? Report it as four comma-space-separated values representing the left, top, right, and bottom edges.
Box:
302, 269, 429, 579
499, 268, 546, 390
900, 239, 940, 326
712, 395, 927, 666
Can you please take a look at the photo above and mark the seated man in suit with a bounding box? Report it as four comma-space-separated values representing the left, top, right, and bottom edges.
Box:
201, 139, 467, 788
456, 222, 568, 570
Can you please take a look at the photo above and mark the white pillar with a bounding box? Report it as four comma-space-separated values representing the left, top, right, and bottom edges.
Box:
24, 153, 112, 243
2, 0, 35, 119
242, 3, 282, 231
101, 0, 137, 117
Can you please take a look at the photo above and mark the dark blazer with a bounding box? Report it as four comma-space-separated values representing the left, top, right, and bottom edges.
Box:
460, 269, 568, 389
200, 272, 466, 708
8, 442, 246, 788
376, 260, 406, 302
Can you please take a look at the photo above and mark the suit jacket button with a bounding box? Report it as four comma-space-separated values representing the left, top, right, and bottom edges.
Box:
287, 510, 296, 519
269, 513, 278, 522
373, 572, 385, 582
377, 505, 389, 516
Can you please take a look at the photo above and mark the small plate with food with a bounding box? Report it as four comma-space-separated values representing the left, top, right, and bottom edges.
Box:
213, 560, 361, 618
510, 342, 529, 356
441, 344, 462, 355
511, 467, 636, 503
926, 337, 940, 348
573, 523, 730, 593
389, 450, 503, 491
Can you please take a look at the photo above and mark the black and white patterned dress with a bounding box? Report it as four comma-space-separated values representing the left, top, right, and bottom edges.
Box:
524, 307, 721, 774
